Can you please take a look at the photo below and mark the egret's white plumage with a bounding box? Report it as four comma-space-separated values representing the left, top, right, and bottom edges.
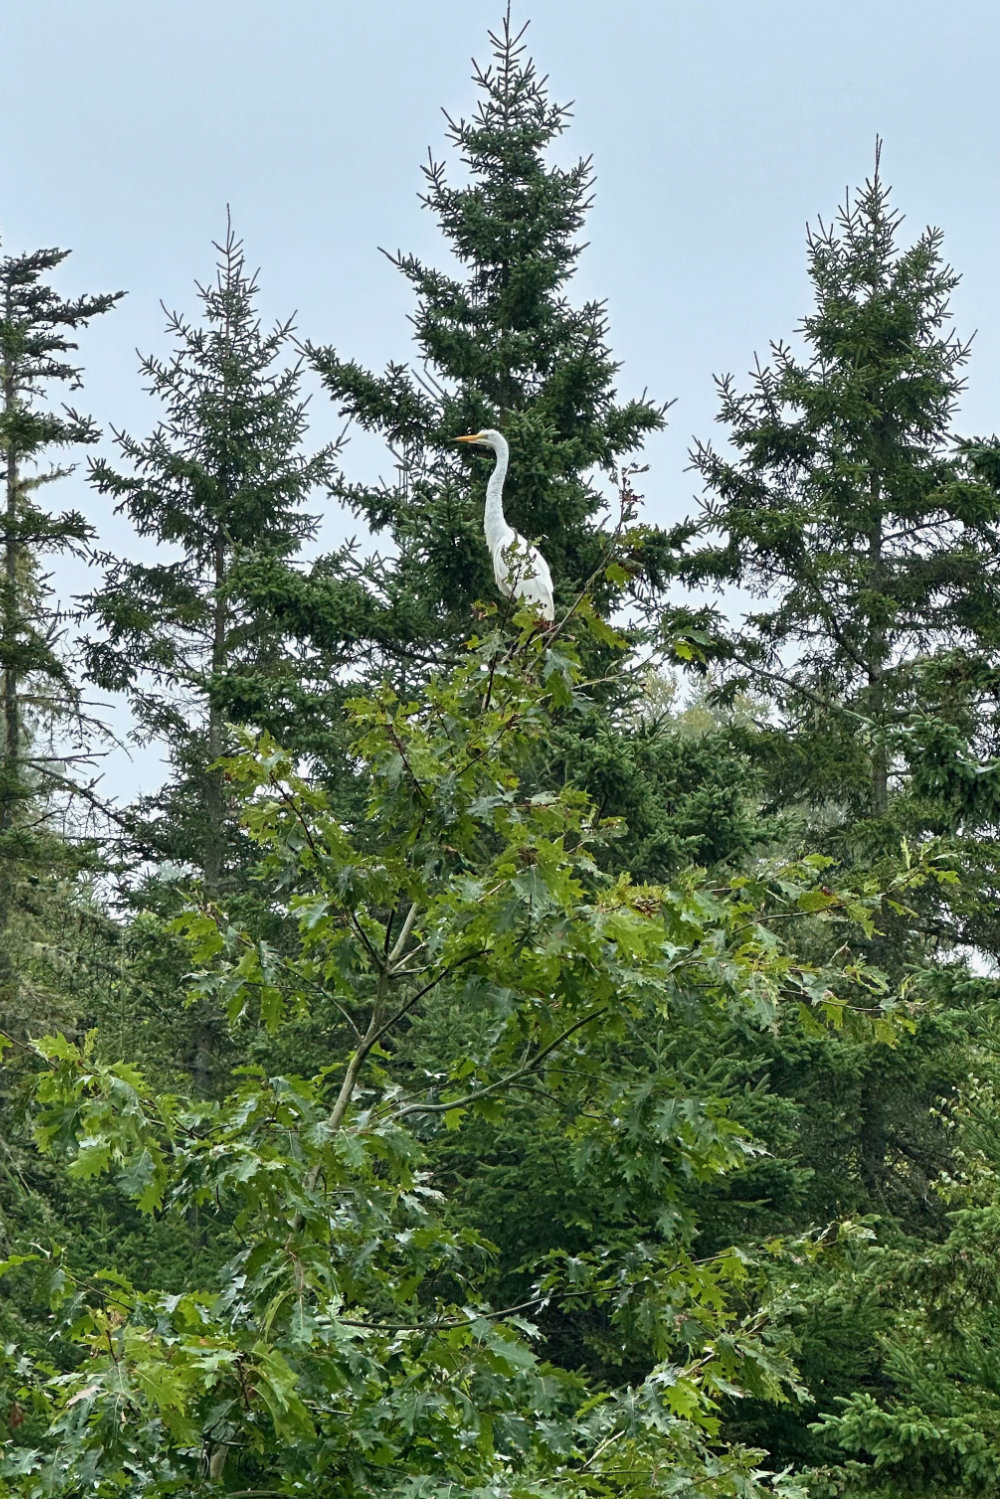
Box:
455, 429, 555, 621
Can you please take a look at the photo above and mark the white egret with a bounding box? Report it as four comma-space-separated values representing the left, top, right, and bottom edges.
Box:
454, 429, 555, 621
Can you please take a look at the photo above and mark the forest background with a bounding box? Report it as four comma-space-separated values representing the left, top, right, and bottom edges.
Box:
2, 3, 1000, 1496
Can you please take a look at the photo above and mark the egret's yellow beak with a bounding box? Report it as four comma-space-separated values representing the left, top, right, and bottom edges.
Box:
454, 432, 486, 443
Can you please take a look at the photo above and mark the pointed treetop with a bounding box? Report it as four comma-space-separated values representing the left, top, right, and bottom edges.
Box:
308, 8, 668, 637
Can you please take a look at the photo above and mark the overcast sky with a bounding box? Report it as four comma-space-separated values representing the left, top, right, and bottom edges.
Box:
2, 0, 999, 796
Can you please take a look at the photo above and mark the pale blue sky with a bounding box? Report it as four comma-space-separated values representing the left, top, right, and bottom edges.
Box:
2, 1, 998, 795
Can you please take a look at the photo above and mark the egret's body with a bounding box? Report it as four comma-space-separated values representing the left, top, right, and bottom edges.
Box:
455, 429, 555, 621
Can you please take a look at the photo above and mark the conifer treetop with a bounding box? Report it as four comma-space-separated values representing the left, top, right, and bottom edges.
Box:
83, 220, 341, 890
308, 8, 668, 632
1, 241, 124, 525
90, 217, 330, 562
682, 144, 1000, 827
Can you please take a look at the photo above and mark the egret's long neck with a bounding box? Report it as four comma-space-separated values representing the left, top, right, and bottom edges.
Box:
483, 440, 511, 552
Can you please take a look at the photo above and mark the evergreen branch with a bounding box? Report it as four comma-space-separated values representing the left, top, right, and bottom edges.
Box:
726, 651, 875, 727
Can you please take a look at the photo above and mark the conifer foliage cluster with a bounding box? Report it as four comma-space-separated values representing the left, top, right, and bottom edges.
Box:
1, 13, 999, 1498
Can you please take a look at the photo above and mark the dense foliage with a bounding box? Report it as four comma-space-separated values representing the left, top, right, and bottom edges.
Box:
0, 241, 121, 1005
0, 12, 998, 1499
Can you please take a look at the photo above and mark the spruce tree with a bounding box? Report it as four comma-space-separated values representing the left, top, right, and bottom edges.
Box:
675, 152, 1000, 1471
298, 9, 769, 882
684, 146, 1000, 838
0, 238, 122, 1004
306, 8, 668, 656
85, 220, 338, 897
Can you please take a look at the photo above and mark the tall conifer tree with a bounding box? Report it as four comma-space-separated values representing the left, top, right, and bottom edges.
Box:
307, 9, 667, 653
673, 153, 1000, 1470
0, 239, 121, 1002
86, 221, 337, 898
299, 10, 764, 880
684, 147, 1000, 839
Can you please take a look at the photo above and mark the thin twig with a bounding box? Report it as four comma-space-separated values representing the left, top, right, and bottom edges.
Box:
393, 1007, 606, 1119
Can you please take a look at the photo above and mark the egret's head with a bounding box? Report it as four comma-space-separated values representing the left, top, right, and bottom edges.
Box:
454, 428, 505, 452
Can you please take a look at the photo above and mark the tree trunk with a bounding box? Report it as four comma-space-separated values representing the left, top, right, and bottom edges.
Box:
858, 1074, 888, 1204
2, 357, 19, 830
201, 531, 228, 896
190, 532, 228, 1098
0, 339, 20, 1002
867, 480, 889, 818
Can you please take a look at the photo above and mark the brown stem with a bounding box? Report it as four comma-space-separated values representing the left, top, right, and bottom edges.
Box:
202, 529, 228, 896
867, 483, 889, 818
